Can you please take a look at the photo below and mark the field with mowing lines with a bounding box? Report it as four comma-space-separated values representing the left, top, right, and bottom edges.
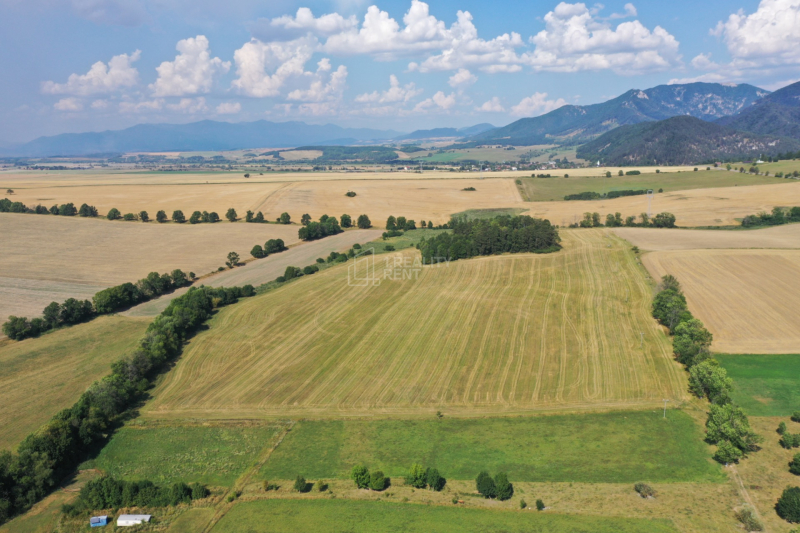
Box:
260, 411, 722, 483
716, 354, 800, 416
0, 213, 298, 323
211, 499, 679, 533
0, 316, 149, 450
517, 170, 784, 202
614, 224, 800, 251
641, 249, 800, 353
87, 423, 287, 486
142, 229, 686, 419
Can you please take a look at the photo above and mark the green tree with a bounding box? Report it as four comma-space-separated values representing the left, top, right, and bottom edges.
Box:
651, 288, 691, 333
386, 216, 397, 230
251, 245, 265, 259
225, 208, 237, 222
58, 203, 77, 216
190, 211, 202, 224
172, 210, 186, 223
790, 454, 800, 476
106, 208, 121, 220
254, 211, 265, 223
42, 302, 61, 328
340, 214, 352, 228
536, 499, 545, 511
706, 403, 762, 455
351, 465, 370, 489
779, 422, 788, 435
208, 211, 220, 223
245, 210, 254, 222
369, 470, 387, 491
279, 212, 291, 224
301, 213, 311, 225
156, 210, 167, 223
673, 319, 713, 367
689, 360, 733, 404
426, 468, 445, 491
293, 475, 307, 492
357, 214, 372, 229
618, 170, 624, 176
605, 171, 612, 177
494, 472, 513, 501
226, 251, 240, 269
776, 486, 800, 523
406, 463, 427, 489
475, 471, 496, 498
139, 211, 149, 222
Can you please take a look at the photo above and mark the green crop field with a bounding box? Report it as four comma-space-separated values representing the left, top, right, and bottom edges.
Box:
361, 228, 449, 254
261, 411, 722, 483
212, 499, 678, 533
0, 316, 150, 451
517, 170, 784, 202
141, 230, 686, 420
716, 353, 800, 416
85, 422, 287, 487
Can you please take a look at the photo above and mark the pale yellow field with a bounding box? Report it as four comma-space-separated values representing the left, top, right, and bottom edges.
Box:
0, 213, 299, 323
142, 229, 686, 420
641, 249, 800, 354
614, 224, 800, 251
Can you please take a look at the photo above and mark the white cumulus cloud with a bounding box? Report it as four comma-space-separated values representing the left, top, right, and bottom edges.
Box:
53, 97, 83, 111
258, 7, 358, 40
510, 92, 567, 116
712, 0, 800, 67
476, 97, 504, 112
166, 97, 208, 113
414, 90, 456, 112
150, 36, 230, 97
90, 99, 109, 109
355, 74, 422, 103
216, 102, 242, 114
119, 99, 164, 113
287, 59, 348, 102
448, 68, 477, 87
232, 38, 315, 98
42, 50, 140, 95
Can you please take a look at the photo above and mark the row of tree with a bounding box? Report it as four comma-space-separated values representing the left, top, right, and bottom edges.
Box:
298, 215, 344, 241
2, 270, 193, 341
651, 275, 761, 464
563, 189, 649, 201
0, 199, 100, 217
0, 284, 255, 525
386, 216, 426, 231
476, 471, 513, 500
417, 215, 561, 264
573, 211, 676, 228
741, 206, 800, 227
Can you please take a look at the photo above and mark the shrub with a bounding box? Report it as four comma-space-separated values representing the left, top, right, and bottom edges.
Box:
781, 433, 800, 450
520, 499, 527, 509
293, 475, 307, 493
462, 187, 476, 191
302, 265, 319, 275
351, 465, 370, 489
315, 480, 327, 492
251, 245, 265, 259
425, 468, 445, 492
494, 472, 513, 501
345, 191, 357, 197
776, 486, 800, 523
123, 213, 137, 221
634, 483, 656, 498
734, 506, 764, 531
476, 471, 496, 498
385, 245, 395, 251
792, 412, 800, 423
780, 422, 788, 435
536, 499, 545, 511
369, 471, 387, 491
107, 208, 121, 220
406, 463, 427, 489
790, 454, 800, 476
172, 210, 185, 223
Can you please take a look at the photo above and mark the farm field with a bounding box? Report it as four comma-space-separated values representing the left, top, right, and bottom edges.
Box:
0, 316, 149, 450
0, 213, 298, 323
124, 228, 383, 317
517, 170, 784, 201
211, 499, 679, 533
614, 224, 800, 251
641, 249, 800, 353
141, 229, 686, 419
260, 411, 722, 483
715, 354, 800, 416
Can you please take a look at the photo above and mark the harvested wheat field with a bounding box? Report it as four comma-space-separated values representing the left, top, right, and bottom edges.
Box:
0, 316, 149, 450
642, 249, 800, 353
0, 213, 298, 323
614, 224, 800, 251
142, 229, 686, 420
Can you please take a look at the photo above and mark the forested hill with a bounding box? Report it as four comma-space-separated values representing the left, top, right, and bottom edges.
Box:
718, 81, 800, 139
469, 82, 767, 146
576, 116, 800, 166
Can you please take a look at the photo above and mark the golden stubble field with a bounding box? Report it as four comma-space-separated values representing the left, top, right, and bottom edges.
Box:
641, 249, 800, 354
0, 213, 299, 323
142, 229, 687, 420
614, 224, 800, 251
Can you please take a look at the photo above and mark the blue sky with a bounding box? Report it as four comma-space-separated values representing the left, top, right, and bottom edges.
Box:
2, 0, 800, 142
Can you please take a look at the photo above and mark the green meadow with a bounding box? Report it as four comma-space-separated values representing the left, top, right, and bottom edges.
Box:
716, 353, 800, 416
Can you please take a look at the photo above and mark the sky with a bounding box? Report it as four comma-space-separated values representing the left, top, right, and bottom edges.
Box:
2, 0, 800, 143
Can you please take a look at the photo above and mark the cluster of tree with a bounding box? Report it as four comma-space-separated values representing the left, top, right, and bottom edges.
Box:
652, 275, 760, 464
563, 189, 649, 201
298, 214, 344, 241
532, 173, 553, 178
418, 215, 561, 264
386, 216, 423, 231
0, 199, 99, 217
1, 270, 192, 341
188, 211, 221, 224
350, 465, 389, 491
475, 471, 513, 500
741, 206, 800, 227
776, 486, 800, 524
573, 211, 676, 228
250, 239, 287, 259
773, 171, 800, 178
404, 463, 446, 491
61, 476, 209, 516
777, 419, 800, 450
0, 285, 254, 525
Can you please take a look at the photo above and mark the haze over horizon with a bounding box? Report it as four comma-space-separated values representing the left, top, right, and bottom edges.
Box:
2, 0, 800, 143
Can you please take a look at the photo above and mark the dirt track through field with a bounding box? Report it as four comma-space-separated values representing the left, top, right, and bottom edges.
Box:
142, 229, 686, 419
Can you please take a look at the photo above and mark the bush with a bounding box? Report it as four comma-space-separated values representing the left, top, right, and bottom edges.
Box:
302, 265, 319, 276
406, 463, 427, 489
351, 465, 370, 489
793, 412, 800, 423
425, 468, 445, 492
781, 433, 800, 450
345, 191, 357, 197
123, 213, 137, 221
107, 208, 121, 220
780, 422, 788, 435
476, 471, 496, 498
293, 475, 307, 492
634, 482, 656, 498
734, 506, 764, 531
520, 499, 527, 509
251, 245, 265, 259
776, 486, 800, 523
172, 210, 185, 223
385, 244, 395, 251
536, 499, 545, 511
494, 472, 513, 501
369, 471, 387, 491
790, 454, 800, 476
315, 480, 327, 492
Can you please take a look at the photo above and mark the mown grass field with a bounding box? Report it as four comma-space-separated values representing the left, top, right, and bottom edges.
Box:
211, 499, 679, 533
517, 170, 784, 202
0, 316, 149, 451
260, 411, 722, 483
716, 354, 800, 416
142, 229, 686, 419
86, 423, 287, 486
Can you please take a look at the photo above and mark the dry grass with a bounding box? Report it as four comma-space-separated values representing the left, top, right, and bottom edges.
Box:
141, 229, 686, 419
614, 224, 800, 251
0, 316, 149, 450
641, 249, 800, 353
0, 213, 298, 323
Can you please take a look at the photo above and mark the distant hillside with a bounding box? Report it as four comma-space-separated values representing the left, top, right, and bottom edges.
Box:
8, 120, 403, 157
471, 82, 767, 146
576, 116, 800, 165
396, 123, 495, 141
718, 81, 800, 139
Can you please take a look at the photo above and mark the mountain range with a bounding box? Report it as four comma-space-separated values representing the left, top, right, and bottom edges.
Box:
396, 124, 495, 141
469, 82, 768, 146
718, 81, 800, 139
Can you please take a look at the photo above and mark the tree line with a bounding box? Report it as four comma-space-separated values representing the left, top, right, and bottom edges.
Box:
250, 239, 287, 259
2, 270, 193, 341
1, 199, 99, 217
572, 211, 676, 228
651, 275, 761, 464
741, 206, 800, 227
564, 189, 649, 201
0, 284, 255, 525
417, 215, 561, 264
